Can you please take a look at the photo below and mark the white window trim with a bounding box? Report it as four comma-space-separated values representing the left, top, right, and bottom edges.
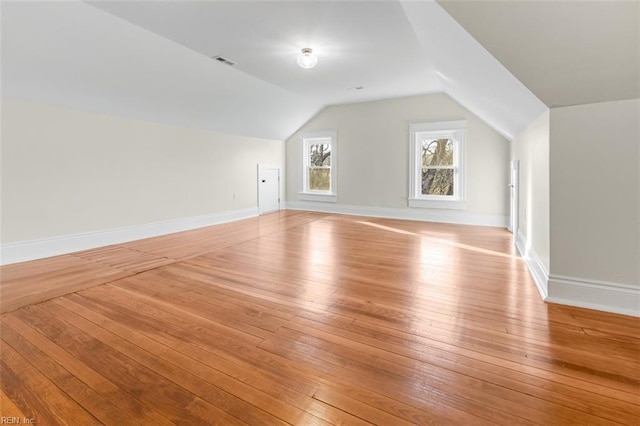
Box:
299, 130, 337, 203
408, 120, 466, 210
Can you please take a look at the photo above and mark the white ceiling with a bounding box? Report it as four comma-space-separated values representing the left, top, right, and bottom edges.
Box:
90, 0, 441, 105
400, 0, 546, 140
438, 0, 640, 107
1, 1, 321, 141
7, 1, 631, 142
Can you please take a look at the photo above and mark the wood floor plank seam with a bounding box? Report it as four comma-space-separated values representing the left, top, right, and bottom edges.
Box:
50, 298, 322, 425
1, 211, 638, 425
0, 323, 149, 425
295, 318, 640, 424
18, 303, 250, 425
286, 316, 639, 423
0, 339, 103, 425
42, 301, 286, 426
58, 281, 374, 424
265, 324, 604, 426
347, 316, 640, 402
0, 313, 176, 425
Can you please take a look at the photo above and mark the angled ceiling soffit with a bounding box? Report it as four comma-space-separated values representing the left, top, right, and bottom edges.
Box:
400, 0, 547, 140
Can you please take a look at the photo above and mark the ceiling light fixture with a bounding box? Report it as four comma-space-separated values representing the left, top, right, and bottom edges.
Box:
297, 48, 318, 69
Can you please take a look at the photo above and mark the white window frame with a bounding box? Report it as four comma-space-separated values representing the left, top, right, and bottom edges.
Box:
408, 120, 466, 210
299, 130, 337, 203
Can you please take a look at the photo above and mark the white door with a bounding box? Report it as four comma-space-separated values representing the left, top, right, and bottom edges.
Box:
258, 165, 280, 214
508, 160, 519, 238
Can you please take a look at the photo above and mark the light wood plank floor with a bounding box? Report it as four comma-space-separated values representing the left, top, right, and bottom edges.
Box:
1, 211, 638, 424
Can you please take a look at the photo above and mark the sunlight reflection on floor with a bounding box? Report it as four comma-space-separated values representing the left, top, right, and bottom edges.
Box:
355, 220, 517, 259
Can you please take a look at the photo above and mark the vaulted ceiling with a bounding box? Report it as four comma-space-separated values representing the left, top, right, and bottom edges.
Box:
2, 1, 636, 141
438, 0, 639, 108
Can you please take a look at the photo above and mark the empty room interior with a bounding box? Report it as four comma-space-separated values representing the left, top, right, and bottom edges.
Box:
1, 0, 639, 424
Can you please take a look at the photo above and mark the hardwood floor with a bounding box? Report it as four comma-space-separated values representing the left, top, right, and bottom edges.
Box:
1, 211, 638, 424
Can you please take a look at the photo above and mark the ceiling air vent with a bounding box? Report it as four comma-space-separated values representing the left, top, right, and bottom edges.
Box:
213, 55, 236, 66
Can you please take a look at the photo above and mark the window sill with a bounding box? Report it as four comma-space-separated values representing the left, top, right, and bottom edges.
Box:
299, 192, 337, 203
408, 198, 466, 210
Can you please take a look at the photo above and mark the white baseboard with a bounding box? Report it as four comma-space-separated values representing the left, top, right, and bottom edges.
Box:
515, 229, 549, 299
0, 207, 258, 265
515, 230, 639, 317
285, 201, 508, 228
547, 275, 639, 317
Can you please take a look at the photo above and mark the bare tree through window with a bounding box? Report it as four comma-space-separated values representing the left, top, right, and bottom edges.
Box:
308, 143, 331, 191
421, 138, 454, 196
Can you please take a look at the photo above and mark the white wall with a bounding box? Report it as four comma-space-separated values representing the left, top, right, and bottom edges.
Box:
1, 99, 284, 260
286, 93, 510, 226
548, 99, 639, 315
512, 109, 550, 296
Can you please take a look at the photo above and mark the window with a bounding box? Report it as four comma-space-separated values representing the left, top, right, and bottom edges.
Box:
300, 130, 337, 202
409, 121, 466, 209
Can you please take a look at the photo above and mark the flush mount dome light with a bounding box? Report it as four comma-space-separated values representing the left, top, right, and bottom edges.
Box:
297, 48, 318, 69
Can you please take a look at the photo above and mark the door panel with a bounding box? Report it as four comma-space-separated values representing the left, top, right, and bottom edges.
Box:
258, 166, 280, 214
509, 160, 519, 238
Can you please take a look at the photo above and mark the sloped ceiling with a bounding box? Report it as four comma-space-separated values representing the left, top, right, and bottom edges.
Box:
1, 1, 321, 141
2, 0, 565, 141
400, 0, 546, 140
89, 0, 441, 106
437, 0, 640, 107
